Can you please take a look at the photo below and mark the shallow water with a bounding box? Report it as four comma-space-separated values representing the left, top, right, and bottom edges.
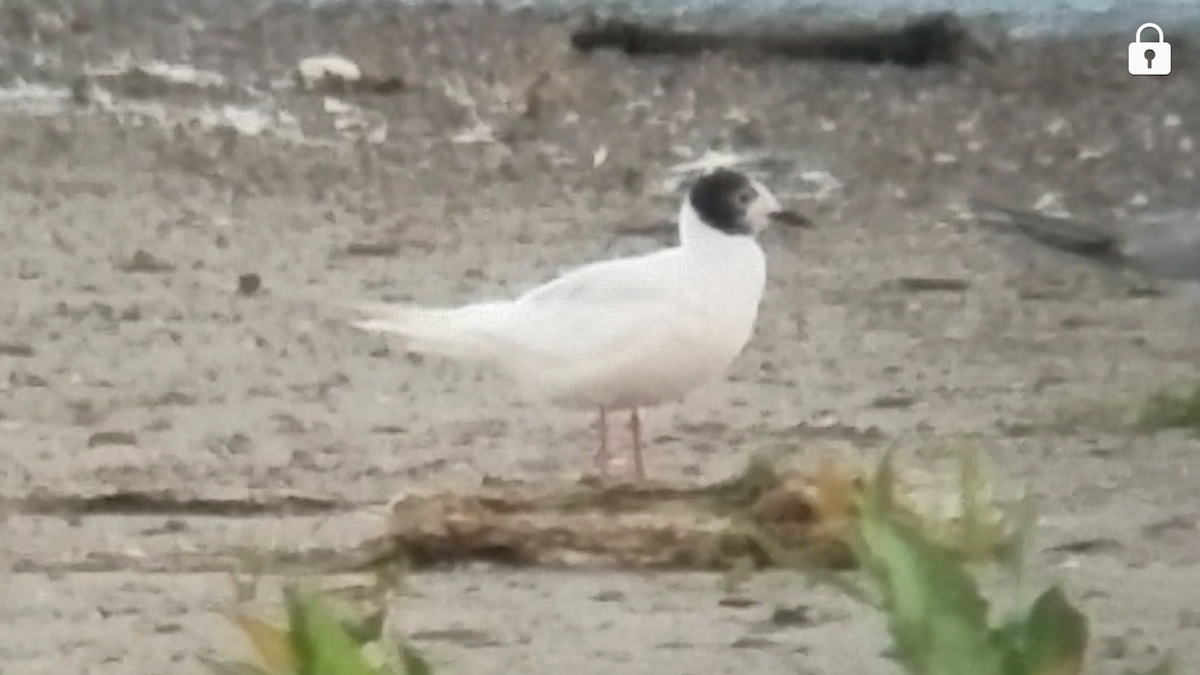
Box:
382, 0, 1199, 36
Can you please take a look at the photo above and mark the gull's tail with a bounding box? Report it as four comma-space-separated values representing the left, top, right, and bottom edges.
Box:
969, 197, 1126, 268
350, 300, 516, 362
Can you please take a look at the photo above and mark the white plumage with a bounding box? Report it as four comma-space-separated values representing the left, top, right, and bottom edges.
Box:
351, 169, 810, 480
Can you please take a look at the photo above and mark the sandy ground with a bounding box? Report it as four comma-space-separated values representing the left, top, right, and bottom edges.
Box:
2, 1, 1200, 673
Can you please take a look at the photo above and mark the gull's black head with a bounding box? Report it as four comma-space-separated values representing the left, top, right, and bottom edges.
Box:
687, 169, 812, 236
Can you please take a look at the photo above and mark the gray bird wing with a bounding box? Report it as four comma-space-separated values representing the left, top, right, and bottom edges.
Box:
969, 197, 1128, 269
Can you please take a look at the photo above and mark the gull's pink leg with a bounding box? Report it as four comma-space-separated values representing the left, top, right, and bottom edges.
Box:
592, 406, 611, 475
630, 408, 646, 481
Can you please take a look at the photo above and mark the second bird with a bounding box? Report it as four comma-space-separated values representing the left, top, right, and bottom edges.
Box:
971, 197, 1200, 285
351, 169, 811, 481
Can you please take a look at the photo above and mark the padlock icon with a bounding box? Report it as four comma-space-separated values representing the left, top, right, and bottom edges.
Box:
1128, 23, 1171, 75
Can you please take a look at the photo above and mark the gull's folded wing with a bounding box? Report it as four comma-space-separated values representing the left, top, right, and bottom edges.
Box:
969, 197, 1127, 268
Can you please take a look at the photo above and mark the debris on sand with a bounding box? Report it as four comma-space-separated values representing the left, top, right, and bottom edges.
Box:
358, 458, 867, 572
10, 489, 351, 518
117, 249, 175, 274
295, 54, 406, 95
354, 451, 1016, 574
82, 60, 230, 99
570, 11, 993, 68
236, 273, 262, 296
322, 96, 389, 143
339, 241, 402, 258
891, 276, 972, 293
203, 106, 282, 138
655, 149, 776, 194
0, 342, 35, 358
65, 72, 302, 141
297, 54, 362, 91
669, 149, 771, 176
86, 430, 139, 448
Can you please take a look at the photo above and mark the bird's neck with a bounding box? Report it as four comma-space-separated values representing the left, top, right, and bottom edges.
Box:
678, 202, 762, 259
677, 201, 767, 292
676, 200, 767, 357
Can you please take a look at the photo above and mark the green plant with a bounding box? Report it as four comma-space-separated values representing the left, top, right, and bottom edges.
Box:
1137, 379, 1200, 432
1045, 378, 1200, 435
201, 573, 431, 675
202, 451, 1175, 675
813, 451, 1172, 675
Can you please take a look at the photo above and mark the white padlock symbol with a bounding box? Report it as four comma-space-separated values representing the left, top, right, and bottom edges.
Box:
1128, 23, 1171, 75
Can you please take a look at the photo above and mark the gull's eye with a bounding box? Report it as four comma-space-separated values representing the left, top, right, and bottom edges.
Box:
735, 188, 757, 207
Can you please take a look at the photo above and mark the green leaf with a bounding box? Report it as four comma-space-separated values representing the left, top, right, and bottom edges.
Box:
854, 452, 1006, 675
1020, 586, 1088, 675
990, 617, 1033, 675
285, 586, 382, 675
374, 640, 434, 675
859, 455, 992, 629
928, 614, 1007, 675
399, 644, 434, 675
858, 513, 1005, 675
957, 446, 992, 558
196, 653, 279, 675
340, 606, 387, 645
996, 495, 1039, 605
227, 612, 297, 674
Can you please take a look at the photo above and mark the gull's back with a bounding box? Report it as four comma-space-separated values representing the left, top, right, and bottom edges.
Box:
1122, 210, 1200, 282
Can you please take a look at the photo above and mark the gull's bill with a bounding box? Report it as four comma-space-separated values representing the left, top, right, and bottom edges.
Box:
350, 169, 811, 482
769, 210, 813, 228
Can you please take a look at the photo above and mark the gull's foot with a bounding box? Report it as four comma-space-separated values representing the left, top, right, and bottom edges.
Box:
582, 452, 613, 484
577, 470, 616, 488
577, 471, 647, 490
577, 458, 661, 489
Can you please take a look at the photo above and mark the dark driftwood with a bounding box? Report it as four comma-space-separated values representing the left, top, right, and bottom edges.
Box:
570, 11, 991, 68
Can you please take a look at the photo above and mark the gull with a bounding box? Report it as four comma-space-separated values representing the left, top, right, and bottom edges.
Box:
351, 169, 812, 481
970, 197, 1200, 284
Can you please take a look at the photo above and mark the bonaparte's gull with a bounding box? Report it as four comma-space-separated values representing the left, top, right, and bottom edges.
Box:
352, 169, 811, 480
970, 197, 1200, 283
